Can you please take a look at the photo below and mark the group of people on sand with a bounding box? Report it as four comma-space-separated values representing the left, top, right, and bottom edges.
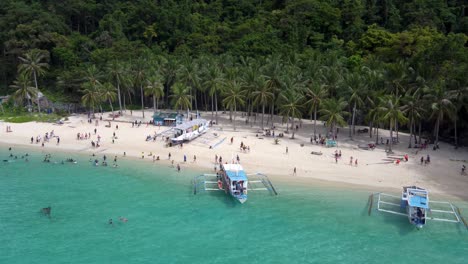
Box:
420, 155, 431, 165
239, 142, 250, 153
77, 132, 92, 140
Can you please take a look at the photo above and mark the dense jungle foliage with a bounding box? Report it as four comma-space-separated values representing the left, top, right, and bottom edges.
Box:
0, 0, 467, 145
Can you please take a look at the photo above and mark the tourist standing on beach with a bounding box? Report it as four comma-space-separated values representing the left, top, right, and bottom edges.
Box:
286, 147, 288, 154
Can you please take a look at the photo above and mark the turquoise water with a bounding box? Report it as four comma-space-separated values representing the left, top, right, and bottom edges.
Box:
1, 146, 467, 264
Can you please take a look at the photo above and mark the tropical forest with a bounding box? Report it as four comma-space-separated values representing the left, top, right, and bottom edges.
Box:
0, 0, 467, 146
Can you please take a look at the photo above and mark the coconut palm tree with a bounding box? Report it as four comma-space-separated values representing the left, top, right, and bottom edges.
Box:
252, 79, 274, 130
343, 72, 366, 139
319, 98, 348, 139
401, 88, 425, 148
222, 80, 246, 131
9, 72, 38, 110
178, 58, 201, 110
203, 63, 224, 122
100, 82, 117, 117
279, 90, 303, 134
107, 60, 124, 113
304, 82, 328, 138
133, 61, 147, 118
18, 49, 49, 112
170, 82, 192, 111
81, 65, 103, 113
81, 84, 101, 113
448, 79, 468, 148
145, 75, 165, 112
378, 95, 408, 153
424, 80, 455, 145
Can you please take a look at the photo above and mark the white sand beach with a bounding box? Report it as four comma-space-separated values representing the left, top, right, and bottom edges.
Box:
1, 110, 468, 200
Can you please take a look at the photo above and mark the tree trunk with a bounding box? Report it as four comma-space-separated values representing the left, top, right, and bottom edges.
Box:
109, 99, 114, 117
117, 81, 123, 113
140, 84, 145, 118
435, 114, 441, 144
123, 93, 127, 111
375, 124, 379, 145
369, 121, 373, 138
313, 104, 317, 138
389, 120, 394, 153
261, 103, 265, 130
211, 94, 214, 121
418, 121, 422, 144
351, 103, 356, 139
233, 104, 237, 131
153, 96, 156, 112
33, 70, 41, 113
454, 118, 458, 148
215, 93, 218, 124
351, 102, 356, 136
408, 117, 413, 148
156, 98, 159, 110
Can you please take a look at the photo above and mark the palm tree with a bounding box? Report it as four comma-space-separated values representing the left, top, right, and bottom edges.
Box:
319, 98, 348, 139
9, 73, 38, 110
203, 63, 224, 123
222, 80, 246, 131
448, 79, 468, 148
170, 82, 192, 111
344, 72, 366, 139
107, 60, 124, 113
145, 75, 165, 112
178, 58, 201, 110
133, 61, 147, 118
401, 88, 424, 148
252, 79, 274, 130
378, 95, 408, 153
18, 49, 49, 112
424, 80, 455, 145
279, 90, 303, 134
81, 65, 103, 113
100, 82, 117, 117
304, 82, 328, 138
81, 84, 101, 113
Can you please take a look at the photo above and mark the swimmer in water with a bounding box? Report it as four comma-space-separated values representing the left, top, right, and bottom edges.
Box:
119, 216, 128, 223
108, 219, 113, 225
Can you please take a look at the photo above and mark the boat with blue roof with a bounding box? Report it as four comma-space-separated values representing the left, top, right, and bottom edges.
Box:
193, 163, 278, 203
371, 186, 467, 230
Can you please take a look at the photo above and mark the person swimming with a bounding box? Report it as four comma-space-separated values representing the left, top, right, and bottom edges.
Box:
119, 216, 128, 223
108, 219, 113, 225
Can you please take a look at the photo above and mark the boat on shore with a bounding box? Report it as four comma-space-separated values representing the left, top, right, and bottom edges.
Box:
171, 119, 208, 144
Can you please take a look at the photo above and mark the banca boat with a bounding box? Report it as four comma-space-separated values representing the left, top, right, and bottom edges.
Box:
370, 186, 467, 229
171, 119, 208, 144
193, 163, 277, 203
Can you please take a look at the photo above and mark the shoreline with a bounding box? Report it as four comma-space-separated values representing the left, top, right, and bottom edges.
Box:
2, 140, 466, 202
1, 111, 468, 202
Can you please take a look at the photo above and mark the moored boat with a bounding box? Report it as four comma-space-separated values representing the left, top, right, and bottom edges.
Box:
220, 163, 248, 203
401, 186, 428, 229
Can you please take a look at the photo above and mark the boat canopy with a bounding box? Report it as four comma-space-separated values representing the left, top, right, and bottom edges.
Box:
408, 194, 429, 209
223, 164, 247, 181
175, 119, 207, 131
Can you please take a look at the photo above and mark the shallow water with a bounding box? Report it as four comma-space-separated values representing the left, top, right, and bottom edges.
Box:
1, 146, 467, 263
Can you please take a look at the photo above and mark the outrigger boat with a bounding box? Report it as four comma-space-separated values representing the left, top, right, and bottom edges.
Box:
171, 119, 208, 144
370, 186, 468, 229
193, 163, 278, 203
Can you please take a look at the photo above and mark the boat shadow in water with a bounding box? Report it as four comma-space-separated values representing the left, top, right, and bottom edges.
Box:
188, 185, 239, 208
364, 196, 415, 235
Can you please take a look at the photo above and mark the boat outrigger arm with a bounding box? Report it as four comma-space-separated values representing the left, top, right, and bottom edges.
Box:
193, 173, 278, 196
372, 192, 465, 225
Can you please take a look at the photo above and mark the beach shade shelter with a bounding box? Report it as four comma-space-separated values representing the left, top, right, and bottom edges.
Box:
326, 139, 337, 148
